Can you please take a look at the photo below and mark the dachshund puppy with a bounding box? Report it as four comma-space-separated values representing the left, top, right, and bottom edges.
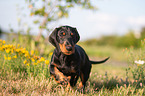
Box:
49, 25, 109, 89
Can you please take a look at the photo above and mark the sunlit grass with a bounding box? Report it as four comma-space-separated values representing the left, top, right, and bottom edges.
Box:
0, 39, 145, 95
79, 43, 128, 62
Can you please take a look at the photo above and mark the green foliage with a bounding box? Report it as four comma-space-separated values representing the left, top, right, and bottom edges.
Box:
26, 0, 97, 31
115, 32, 140, 48
0, 39, 51, 79
82, 28, 145, 48
0, 27, 2, 34
125, 39, 145, 94
141, 27, 145, 40
126, 39, 145, 81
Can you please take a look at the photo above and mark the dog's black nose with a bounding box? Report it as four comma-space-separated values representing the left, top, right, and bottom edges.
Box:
66, 46, 72, 51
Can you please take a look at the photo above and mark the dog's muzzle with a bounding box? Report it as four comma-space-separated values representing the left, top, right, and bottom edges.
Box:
66, 46, 73, 51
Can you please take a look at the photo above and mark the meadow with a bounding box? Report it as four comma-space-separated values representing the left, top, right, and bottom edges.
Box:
0, 37, 145, 96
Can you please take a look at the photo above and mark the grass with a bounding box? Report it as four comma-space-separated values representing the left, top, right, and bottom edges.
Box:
0, 39, 145, 95
0, 67, 144, 95
79, 42, 129, 62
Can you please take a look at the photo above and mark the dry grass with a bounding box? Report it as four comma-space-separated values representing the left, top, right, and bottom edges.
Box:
0, 65, 144, 96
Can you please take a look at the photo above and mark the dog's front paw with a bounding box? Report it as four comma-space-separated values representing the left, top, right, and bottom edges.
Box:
78, 82, 84, 89
60, 80, 68, 85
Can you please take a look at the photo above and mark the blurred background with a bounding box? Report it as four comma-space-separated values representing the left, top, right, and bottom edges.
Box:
0, 1, 145, 94
0, 0, 145, 63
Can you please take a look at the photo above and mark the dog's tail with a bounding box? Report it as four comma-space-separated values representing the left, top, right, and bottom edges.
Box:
90, 57, 110, 64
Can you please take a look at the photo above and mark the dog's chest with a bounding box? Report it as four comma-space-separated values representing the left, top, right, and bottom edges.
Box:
58, 55, 79, 74
59, 64, 76, 74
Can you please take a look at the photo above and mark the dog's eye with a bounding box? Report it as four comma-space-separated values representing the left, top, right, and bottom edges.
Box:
62, 32, 66, 36
70, 33, 73, 36
60, 32, 66, 36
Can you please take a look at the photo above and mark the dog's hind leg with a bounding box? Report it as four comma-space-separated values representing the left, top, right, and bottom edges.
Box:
79, 64, 92, 89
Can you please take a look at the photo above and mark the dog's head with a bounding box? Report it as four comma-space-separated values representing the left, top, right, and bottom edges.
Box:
49, 26, 80, 55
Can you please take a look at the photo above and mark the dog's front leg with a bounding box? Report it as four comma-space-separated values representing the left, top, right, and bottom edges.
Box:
50, 64, 70, 85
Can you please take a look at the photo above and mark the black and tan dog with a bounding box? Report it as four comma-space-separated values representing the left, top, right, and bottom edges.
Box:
49, 25, 109, 89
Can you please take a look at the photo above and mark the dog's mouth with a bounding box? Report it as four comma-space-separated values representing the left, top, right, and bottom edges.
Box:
59, 44, 75, 55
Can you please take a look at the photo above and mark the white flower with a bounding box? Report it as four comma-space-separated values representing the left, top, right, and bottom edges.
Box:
134, 60, 145, 65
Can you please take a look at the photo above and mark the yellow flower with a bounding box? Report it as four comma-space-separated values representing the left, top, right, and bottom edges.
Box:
21, 48, 26, 54
33, 55, 39, 60
4, 55, 7, 60
5, 45, 8, 48
13, 45, 16, 49
30, 50, 34, 55
15, 49, 20, 52
11, 49, 14, 54
37, 60, 40, 64
24, 51, 30, 57
0, 47, 3, 51
5, 49, 10, 53
13, 55, 17, 58
24, 60, 27, 64
31, 58, 35, 62
49, 52, 53, 56
2, 40, 6, 44
7, 57, 11, 60
40, 57, 45, 62
8, 44, 11, 48
33, 63, 38, 65
26, 63, 30, 66
17, 44, 20, 48
1, 45, 5, 49
45, 60, 49, 65
9, 45, 13, 48
25, 51, 29, 54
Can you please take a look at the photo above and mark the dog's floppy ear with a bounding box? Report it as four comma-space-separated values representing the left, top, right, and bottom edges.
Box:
49, 28, 59, 47
72, 27, 80, 43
